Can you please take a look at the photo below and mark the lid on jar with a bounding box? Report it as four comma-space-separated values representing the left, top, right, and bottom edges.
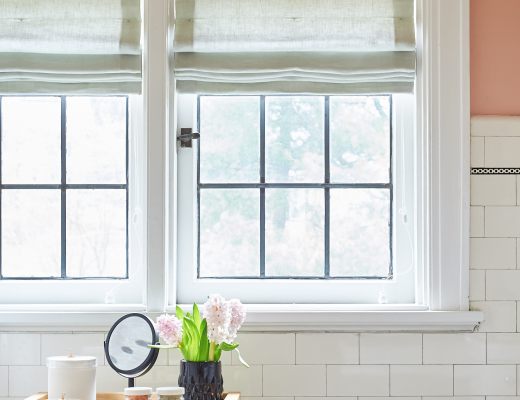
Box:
124, 387, 153, 395
47, 355, 97, 369
157, 387, 185, 396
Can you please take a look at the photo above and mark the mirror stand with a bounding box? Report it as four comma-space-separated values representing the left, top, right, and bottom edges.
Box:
104, 313, 160, 389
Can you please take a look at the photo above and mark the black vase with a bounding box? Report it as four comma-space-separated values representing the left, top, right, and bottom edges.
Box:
179, 360, 224, 400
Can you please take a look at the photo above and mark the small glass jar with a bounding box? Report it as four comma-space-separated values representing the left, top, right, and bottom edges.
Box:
157, 386, 185, 400
124, 387, 153, 400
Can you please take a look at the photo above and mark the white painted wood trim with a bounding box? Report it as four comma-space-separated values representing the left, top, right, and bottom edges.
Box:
0, 308, 483, 332
417, 0, 471, 311
143, 0, 170, 312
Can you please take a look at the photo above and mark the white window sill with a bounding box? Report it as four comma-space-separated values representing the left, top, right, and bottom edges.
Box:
0, 304, 483, 332
238, 305, 484, 332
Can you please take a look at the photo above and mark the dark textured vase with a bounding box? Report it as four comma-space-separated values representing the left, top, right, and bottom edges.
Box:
179, 360, 224, 400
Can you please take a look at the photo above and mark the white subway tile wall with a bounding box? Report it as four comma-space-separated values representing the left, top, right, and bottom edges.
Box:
2, 116, 520, 400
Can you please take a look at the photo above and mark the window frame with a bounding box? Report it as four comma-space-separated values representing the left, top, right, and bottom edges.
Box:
176, 93, 417, 305
195, 94, 394, 281
0, 94, 146, 305
0, 95, 130, 281
169, 0, 481, 329
0, 0, 482, 331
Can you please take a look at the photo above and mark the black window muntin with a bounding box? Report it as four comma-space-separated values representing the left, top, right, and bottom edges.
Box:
196, 94, 393, 280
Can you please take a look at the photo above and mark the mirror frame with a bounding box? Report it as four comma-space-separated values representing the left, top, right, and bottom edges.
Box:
104, 313, 160, 378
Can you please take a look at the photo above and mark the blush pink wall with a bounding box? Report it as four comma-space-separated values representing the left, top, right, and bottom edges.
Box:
471, 0, 520, 115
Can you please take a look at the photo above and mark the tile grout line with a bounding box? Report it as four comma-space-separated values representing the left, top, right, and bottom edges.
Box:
294, 333, 296, 366
358, 333, 361, 365
260, 364, 263, 397
325, 363, 328, 397
484, 270, 487, 301
421, 333, 424, 365
485, 332, 488, 364
452, 364, 455, 396
515, 364, 518, 395
387, 364, 391, 397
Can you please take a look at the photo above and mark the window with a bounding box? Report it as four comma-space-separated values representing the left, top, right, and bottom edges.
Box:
0, 0, 144, 307
0, 95, 145, 305
0, 0, 481, 331
176, 93, 416, 305
0, 96, 128, 280
197, 95, 393, 280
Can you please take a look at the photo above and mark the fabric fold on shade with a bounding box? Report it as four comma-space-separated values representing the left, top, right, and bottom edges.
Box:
173, 0, 416, 94
0, 0, 142, 94
175, 51, 415, 94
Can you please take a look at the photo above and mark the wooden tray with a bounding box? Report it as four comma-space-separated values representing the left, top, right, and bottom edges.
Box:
26, 392, 240, 400
25, 392, 240, 400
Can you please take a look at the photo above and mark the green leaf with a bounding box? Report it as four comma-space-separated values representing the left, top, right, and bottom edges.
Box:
183, 317, 200, 361
197, 320, 210, 361
219, 342, 239, 351
182, 317, 198, 361
193, 303, 201, 327
214, 345, 222, 362
176, 306, 185, 320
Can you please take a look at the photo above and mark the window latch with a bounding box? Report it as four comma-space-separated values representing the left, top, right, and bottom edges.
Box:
177, 128, 200, 148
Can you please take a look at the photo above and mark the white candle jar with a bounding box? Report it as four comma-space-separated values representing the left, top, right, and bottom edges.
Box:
47, 355, 97, 400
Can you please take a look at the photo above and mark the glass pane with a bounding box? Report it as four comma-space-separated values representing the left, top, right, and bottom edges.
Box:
200, 189, 259, 277
67, 189, 126, 277
2, 190, 61, 277
67, 97, 126, 184
266, 96, 324, 182
200, 96, 260, 183
330, 96, 390, 183
330, 189, 390, 277
2, 97, 61, 184
265, 189, 324, 276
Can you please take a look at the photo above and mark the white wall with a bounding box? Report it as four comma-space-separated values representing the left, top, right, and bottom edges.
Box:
1, 116, 520, 400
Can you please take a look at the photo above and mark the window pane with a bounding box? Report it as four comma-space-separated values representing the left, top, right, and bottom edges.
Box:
200, 96, 260, 183
330, 96, 390, 183
330, 189, 390, 277
67, 189, 126, 277
66, 97, 126, 184
200, 189, 259, 277
266, 96, 324, 182
265, 189, 324, 276
2, 97, 61, 184
2, 190, 61, 277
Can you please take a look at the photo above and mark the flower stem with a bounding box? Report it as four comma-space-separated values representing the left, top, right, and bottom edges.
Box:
209, 341, 215, 361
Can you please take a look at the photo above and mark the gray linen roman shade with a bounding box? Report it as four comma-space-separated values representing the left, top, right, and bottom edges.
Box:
174, 0, 416, 94
0, 0, 142, 94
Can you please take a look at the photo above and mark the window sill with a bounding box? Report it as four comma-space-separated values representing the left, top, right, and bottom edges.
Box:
237, 305, 484, 332
0, 304, 483, 332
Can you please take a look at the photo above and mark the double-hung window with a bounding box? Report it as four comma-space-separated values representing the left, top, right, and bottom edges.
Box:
174, 0, 418, 305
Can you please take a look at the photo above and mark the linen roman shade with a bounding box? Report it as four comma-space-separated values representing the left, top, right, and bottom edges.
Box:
174, 0, 416, 94
0, 0, 142, 94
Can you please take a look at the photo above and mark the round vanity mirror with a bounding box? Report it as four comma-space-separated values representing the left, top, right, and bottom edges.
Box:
104, 313, 159, 387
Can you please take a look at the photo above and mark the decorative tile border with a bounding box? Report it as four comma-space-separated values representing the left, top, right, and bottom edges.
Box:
471, 168, 520, 175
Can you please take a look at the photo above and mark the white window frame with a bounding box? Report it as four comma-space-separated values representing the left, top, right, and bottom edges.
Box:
169, 0, 482, 330
0, 94, 146, 307
175, 93, 417, 306
0, 0, 483, 331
